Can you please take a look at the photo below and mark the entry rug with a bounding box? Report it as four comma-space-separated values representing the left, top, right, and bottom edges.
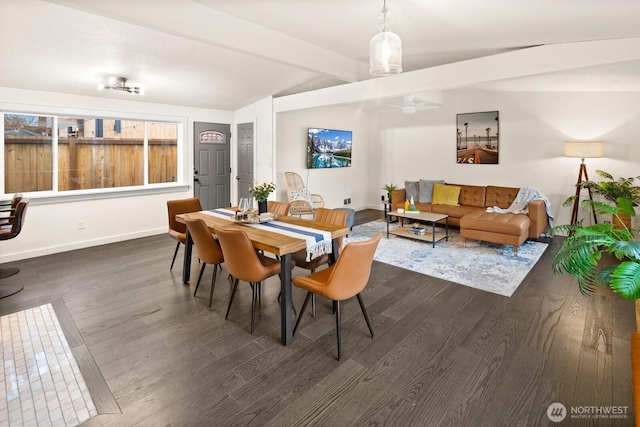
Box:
345, 220, 549, 297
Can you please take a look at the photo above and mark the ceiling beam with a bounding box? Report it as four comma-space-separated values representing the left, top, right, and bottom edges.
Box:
274, 37, 640, 112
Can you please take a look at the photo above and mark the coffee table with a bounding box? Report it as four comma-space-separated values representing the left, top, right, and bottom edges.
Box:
386, 210, 449, 248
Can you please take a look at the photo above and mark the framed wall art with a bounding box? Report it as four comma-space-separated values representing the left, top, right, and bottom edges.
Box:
456, 111, 499, 164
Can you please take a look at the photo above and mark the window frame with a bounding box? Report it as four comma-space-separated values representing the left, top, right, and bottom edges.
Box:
1, 105, 188, 203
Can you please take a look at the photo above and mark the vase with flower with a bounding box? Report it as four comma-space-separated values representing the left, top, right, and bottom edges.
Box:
249, 181, 276, 214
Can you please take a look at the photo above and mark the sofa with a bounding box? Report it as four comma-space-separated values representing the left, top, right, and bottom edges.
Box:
390, 180, 549, 252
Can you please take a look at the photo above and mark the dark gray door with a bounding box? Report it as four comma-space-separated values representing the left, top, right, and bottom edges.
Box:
237, 123, 254, 200
194, 122, 230, 209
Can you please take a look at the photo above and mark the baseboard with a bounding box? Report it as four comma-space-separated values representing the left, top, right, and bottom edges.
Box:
0, 228, 166, 264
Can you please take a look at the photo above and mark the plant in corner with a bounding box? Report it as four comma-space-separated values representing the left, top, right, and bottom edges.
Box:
550, 197, 640, 300
564, 170, 640, 228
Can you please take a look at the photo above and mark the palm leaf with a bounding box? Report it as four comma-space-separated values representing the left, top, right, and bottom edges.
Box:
609, 262, 640, 299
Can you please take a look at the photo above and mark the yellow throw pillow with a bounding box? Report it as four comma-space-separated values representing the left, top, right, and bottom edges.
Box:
432, 183, 461, 206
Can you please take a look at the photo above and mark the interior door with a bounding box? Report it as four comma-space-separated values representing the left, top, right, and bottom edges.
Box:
194, 122, 230, 209
237, 122, 254, 200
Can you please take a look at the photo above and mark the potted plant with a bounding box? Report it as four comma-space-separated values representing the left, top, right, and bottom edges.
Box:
249, 182, 276, 214
550, 197, 640, 300
382, 183, 398, 204
565, 170, 640, 229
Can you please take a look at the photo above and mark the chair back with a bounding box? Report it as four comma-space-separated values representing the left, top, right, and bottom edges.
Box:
214, 227, 272, 283
320, 232, 381, 301
283, 172, 306, 192
313, 208, 347, 247
267, 201, 290, 216
167, 198, 202, 234
185, 219, 224, 265
0, 198, 29, 240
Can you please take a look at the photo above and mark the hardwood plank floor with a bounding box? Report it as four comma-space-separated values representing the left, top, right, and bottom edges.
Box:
0, 209, 635, 426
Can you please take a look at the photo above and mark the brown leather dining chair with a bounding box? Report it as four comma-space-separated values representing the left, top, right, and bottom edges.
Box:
185, 219, 224, 309
0, 198, 30, 297
292, 208, 347, 316
267, 201, 290, 217
167, 197, 202, 270
214, 226, 294, 334
293, 232, 381, 360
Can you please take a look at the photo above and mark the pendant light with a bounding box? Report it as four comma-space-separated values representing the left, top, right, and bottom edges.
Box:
369, 0, 402, 76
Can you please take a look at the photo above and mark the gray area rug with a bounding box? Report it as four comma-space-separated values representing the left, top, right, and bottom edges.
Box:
345, 220, 549, 297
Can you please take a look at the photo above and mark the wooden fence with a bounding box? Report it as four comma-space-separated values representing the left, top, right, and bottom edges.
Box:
4, 137, 177, 193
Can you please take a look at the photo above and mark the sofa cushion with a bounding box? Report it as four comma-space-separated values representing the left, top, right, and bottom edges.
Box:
433, 183, 461, 206
431, 204, 480, 219
447, 183, 486, 208
460, 210, 530, 236
405, 181, 419, 202
486, 185, 520, 209
418, 179, 444, 203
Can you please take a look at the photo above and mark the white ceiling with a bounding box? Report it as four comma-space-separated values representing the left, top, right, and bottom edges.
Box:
2, 0, 640, 111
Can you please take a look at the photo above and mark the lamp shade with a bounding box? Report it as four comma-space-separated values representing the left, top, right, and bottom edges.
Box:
369, 31, 402, 76
564, 141, 603, 159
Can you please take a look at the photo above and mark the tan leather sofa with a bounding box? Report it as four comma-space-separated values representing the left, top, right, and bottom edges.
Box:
391, 183, 549, 252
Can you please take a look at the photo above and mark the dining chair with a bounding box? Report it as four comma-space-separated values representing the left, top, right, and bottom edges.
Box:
167, 197, 202, 270
214, 226, 295, 334
185, 219, 224, 309
293, 232, 381, 360
267, 201, 290, 216
0, 197, 30, 285
292, 208, 347, 316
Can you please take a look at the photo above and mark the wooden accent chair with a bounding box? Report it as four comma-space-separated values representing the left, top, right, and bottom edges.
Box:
293, 232, 382, 360
292, 208, 347, 316
267, 201, 290, 217
283, 171, 324, 217
167, 198, 202, 270
215, 227, 295, 334
185, 219, 224, 309
0, 197, 30, 297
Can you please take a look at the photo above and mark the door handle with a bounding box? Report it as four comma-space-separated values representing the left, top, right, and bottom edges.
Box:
236, 176, 240, 180
194, 177, 200, 183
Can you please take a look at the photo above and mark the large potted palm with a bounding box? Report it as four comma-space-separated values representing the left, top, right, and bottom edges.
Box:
564, 170, 640, 229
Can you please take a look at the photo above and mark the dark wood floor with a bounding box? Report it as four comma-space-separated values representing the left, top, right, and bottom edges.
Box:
0, 209, 635, 426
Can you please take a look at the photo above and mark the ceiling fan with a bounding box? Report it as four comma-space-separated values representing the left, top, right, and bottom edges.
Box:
382, 95, 442, 115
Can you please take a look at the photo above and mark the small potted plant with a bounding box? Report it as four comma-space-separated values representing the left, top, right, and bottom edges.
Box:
382, 183, 398, 204
249, 182, 276, 214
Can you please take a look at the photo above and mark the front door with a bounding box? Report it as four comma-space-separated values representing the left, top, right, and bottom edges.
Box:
194, 122, 230, 210
236, 123, 254, 200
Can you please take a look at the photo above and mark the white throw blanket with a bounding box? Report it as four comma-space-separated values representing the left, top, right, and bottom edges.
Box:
489, 187, 554, 227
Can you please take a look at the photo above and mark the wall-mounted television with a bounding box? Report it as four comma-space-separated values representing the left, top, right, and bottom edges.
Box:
307, 127, 352, 169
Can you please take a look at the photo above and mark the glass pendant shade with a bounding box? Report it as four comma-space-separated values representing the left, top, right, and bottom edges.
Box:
369, 31, 402, 76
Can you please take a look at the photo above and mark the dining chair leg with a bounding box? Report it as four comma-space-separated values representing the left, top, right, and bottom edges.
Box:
225, 278, 240, 320
335, 300, 342, 361
194, 263, 207, 296
170, 242, 180, 270
250, 282, 258, 334
293, 292, 312, 335
357, 294, 375, 339
312, 295, 316, 317
208, 264, 218, 310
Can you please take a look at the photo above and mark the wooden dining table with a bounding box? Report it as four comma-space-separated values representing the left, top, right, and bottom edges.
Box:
175, 210, 350, 345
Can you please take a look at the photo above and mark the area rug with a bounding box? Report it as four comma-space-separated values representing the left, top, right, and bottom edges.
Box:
345, 220, 549, 297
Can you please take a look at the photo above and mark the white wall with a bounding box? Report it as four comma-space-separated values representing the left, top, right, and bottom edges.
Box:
275, 106, 370, 210
0, 87, 233, 263
370, 90, 640, 227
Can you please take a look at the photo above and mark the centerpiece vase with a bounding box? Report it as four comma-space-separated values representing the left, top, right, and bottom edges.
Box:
258, 200, 268, 214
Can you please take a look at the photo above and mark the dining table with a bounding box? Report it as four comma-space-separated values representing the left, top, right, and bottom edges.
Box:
175, 209, 350, 345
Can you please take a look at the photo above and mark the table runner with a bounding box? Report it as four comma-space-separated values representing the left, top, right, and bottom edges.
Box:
201, 209, 333, 261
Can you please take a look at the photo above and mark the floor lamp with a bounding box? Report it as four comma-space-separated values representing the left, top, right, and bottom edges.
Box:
564, 141, 603, 225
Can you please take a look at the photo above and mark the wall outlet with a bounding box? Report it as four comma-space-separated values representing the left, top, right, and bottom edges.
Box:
347, 198, 351, 204
77, 220, 85, 230
343, 199, 348, 205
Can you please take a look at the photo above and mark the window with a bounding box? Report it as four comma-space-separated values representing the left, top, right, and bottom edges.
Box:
3, 113, 181, 195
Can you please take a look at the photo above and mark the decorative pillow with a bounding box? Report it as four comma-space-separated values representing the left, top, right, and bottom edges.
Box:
418, 179, 444, 203
405, 181, 418, 201
289, 189, 312, 203
432, 183, 461, 206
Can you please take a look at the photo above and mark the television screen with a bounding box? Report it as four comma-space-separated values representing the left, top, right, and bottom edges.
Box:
307, 127, 352, 169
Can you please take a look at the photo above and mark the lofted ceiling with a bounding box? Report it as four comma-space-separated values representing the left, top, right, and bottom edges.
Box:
1, 0, 640, 111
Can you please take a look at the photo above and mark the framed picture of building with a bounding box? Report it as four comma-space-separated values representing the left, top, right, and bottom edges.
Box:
456, 111, 499, 164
